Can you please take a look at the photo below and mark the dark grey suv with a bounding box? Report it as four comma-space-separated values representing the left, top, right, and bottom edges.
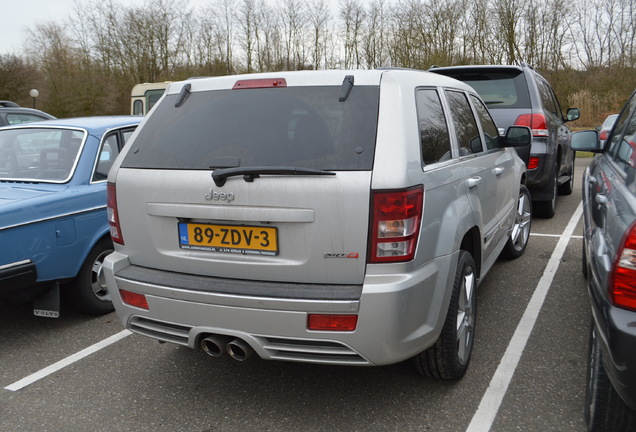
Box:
572, 89, 636, 431
430, 64, 580, 218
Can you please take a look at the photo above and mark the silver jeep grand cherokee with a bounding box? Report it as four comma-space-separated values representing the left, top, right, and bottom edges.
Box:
104, 69, 531, 380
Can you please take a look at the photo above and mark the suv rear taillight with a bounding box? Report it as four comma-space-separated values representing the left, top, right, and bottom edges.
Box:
107, 182, 124, 245
610, 221, 636, 311
514, 114, 549, 137
369, 186, 424, 263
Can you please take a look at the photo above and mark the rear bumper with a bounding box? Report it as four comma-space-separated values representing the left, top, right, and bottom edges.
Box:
104, 251, 457, 366
589, 285, 636, 410
582, 200, 636, 410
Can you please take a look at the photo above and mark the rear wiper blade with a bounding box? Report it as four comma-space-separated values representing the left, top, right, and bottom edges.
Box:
212, 166, 336, 187
484, 100, 504, 105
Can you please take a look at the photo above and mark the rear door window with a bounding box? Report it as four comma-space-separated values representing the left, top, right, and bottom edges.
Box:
470, 95, 500, 150
122, 86, 380, 171
607, 95, 636, 178
416, 88, 451, 165
446, 90, 483, 155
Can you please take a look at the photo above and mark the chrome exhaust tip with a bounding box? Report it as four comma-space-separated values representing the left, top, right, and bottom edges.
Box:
200, 335, 231, 357
226, 338, 254, 361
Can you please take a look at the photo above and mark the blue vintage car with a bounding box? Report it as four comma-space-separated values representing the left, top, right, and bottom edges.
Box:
0, 116, 141, 317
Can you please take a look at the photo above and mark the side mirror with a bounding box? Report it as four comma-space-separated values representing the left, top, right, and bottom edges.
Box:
504, 125, 532, 146
503, 126, 532, 165
566, 108, 580, 122
571, 130, 601, 152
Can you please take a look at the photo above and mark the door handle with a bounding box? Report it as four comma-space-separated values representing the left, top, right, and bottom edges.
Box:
493, 167, 505, 176
588, 175, 597, 185
468, 177, 481, 188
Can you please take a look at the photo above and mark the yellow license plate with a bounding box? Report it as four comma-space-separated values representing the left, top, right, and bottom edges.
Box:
178, 222, 278, 255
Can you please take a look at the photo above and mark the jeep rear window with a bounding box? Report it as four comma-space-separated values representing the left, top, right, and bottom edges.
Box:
121, 86, 379, 171
435, 69, 530, 109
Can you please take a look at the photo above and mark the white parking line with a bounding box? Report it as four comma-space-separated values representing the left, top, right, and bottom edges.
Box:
531, 232, 583, 239
466, 202, 584, 432
4, 329, 132, 392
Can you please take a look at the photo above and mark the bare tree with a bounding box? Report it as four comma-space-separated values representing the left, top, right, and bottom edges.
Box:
306, 0, 331, 69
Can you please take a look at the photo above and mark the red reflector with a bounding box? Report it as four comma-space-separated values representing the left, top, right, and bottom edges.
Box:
514, 113, 548, 137
610, 221, 636, 311
232, 78, 287, 90
308, 314, 358, 331
527, 156, 540, 170
119, 289, 149, 310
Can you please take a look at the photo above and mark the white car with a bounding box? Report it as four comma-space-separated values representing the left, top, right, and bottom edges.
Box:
104, 69, 531, 379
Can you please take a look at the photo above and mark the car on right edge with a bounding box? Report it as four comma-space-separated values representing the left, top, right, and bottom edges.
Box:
571, 89, 636, 431
430, 63, 580, 217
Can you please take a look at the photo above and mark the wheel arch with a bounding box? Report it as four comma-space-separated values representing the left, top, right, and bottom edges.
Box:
460, 227, 481, 280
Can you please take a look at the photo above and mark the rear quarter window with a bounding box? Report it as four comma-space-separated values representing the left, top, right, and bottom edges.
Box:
122, 86, 380, 171
416, 88, 452, 165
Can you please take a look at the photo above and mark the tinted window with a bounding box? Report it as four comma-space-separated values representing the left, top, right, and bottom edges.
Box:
436, 69, 531, 109
608, 96, 636, 177
122, 86, 379, 171
470, 95, 500, 150
416, 88, 451, 165
446, 90, 483, 154
536, 79, 558, 116
6, 113, 48, 124
608, 93, 636, 156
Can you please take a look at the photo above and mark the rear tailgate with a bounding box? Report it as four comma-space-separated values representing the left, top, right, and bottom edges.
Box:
115, 169, 371, 285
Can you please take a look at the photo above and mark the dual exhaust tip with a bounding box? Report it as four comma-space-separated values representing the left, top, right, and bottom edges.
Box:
200, 335, 254, 361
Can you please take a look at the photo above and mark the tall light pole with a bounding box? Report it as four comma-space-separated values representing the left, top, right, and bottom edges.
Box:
29, 89, 39, 109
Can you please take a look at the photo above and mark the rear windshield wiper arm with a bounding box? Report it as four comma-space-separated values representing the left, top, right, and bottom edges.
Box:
211, 166, 336, 187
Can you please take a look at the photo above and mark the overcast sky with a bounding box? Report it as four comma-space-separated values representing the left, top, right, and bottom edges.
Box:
1, 0, 204, 55
1, 0, 344, 56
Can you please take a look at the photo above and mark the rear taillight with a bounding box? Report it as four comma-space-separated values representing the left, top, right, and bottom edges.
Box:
119, 289, 149, 310
307, 314, 358, 331
369, 186, 424, 263
107, 182, 124, 245
610, 221, 636, 311
527, 157, 540, 170
514, 113, 549, 137
599, 130, 609, 141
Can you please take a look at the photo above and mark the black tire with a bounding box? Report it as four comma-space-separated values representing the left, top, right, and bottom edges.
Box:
585, 323, 636, 431
66, 237, 115, 315
559, 158, 575, 196
501, 185, 532, 259
414, 250, 476, 380
533, 166, 558, 218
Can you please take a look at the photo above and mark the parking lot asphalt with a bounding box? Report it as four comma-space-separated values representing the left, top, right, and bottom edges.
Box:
1, 158, 592, 432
